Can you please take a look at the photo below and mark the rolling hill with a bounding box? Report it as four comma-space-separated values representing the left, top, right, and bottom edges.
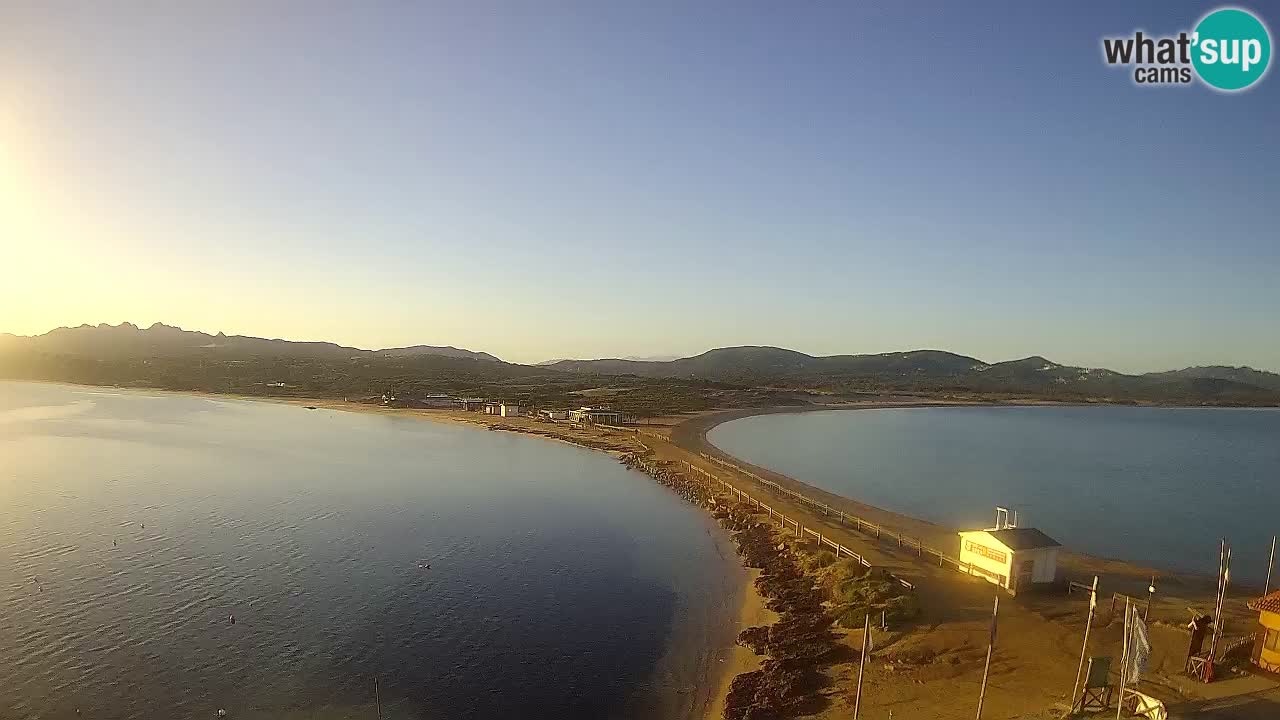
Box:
2, 322, 500, 362
544, 346, 1280, 404
3, 325, 1277, 406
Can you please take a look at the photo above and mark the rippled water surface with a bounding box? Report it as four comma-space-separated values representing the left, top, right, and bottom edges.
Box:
710, 405, 1280, 582
0, 381, 741, 719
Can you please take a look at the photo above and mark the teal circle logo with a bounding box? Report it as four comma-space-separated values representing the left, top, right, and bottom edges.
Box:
1192, 8, 1271, 91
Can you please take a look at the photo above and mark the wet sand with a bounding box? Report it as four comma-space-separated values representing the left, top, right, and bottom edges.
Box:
702, 569, 776, 720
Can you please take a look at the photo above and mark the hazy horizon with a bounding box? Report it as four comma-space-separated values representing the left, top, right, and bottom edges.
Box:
4, 2, 1277, 372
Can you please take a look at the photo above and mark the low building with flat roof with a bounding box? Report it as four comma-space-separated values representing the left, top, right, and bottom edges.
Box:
958, 525, 1060, 594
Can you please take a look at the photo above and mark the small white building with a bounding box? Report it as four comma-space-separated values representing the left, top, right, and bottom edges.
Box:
570, 407, 624, 425
499, 403, 522, 418
958, 521, 1060, 594
539, 410, 569, 420
483, 402, 502, 415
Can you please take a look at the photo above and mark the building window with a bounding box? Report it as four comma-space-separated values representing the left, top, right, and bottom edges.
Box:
1020, 559, 1035, 573
1267, 628, 1280, 652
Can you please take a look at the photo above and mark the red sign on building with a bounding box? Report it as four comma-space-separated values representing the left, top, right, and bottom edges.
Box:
965, 540, 1007, 565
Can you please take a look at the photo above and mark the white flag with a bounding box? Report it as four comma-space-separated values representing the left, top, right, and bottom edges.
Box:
1128, 610, 1151, 682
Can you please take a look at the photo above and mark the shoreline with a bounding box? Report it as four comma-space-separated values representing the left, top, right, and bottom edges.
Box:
666, 402, 1280, 646
6, 380, 762, 720
10, 381, 1274, 716
668, 402, 1245, 584
699, 567, 773, 720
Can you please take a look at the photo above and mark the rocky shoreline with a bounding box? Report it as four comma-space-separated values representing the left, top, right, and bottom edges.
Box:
620, 451, 848, 720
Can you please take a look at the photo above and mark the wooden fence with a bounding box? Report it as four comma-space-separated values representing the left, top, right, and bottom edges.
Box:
638, 431, 1006, 590
634, 438, 914, 591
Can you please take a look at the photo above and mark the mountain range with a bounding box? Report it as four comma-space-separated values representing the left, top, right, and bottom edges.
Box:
0, 323, 500, 362
3, 325, 1278, 405
542, 346, 1280, 402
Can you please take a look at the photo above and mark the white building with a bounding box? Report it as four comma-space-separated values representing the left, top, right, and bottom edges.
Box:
499, 403, 522, 418
539, 410, 569, 420
483, 402, 502, 415
569, 407, 624, 425
957, 524, 1060, 594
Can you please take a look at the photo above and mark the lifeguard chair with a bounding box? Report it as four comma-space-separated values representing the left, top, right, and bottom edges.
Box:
1074, 656, 1114, 712
1184, 613, 1215, 682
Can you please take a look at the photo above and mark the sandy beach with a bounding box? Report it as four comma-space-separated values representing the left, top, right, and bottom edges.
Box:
701, 568, 777, 720
29, 383, 1280, 718
657, 403, 1278, 718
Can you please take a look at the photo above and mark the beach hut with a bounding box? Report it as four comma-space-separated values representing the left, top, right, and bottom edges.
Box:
499, 403, 522, 418
483, 402, 502, 415
958, 510, 1060, 593
1247, 590, 1280, 672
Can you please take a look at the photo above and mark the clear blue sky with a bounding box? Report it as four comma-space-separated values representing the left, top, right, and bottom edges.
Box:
3, 1, 1277, 371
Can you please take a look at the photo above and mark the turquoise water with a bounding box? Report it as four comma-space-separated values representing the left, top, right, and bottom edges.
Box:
0, 381, 741, 719
709, 406, 1280, 583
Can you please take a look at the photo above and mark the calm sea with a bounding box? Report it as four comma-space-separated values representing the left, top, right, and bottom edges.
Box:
0, 381, 742, 720
709, 406, 1280, 584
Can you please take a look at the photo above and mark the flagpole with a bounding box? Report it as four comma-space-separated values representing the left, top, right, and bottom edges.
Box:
1069, 576, 1099, 715
1266, 535, 1276, 596
1115, 600, 1130, 720
1210, 544, 1231, 664
976, 595, 998, 720
854, 613, 869, 720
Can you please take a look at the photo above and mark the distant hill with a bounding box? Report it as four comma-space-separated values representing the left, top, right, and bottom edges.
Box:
375, 345, 501, 362
1143, 365, 1280, 392
2, 322, 500, 362
3, 326, 1277, 407
546, 346, 985, 381
545, 346, 1280, 405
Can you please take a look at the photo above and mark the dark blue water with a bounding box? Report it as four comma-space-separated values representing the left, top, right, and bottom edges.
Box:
0, 381, 742, 719
709, 406, 1280, 584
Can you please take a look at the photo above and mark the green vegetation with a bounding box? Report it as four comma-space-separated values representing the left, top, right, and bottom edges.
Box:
818, 561, 920, 629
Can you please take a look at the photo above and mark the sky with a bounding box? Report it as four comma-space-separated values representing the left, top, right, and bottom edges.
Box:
2, 1, 1277, 371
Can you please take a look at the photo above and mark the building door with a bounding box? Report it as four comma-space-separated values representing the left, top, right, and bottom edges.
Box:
1016, 559, 1034, 591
